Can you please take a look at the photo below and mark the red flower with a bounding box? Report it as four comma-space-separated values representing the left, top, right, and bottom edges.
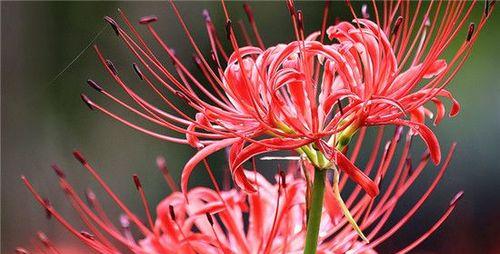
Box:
81, 1, 493, 196
20, 128, 461, 253
323, 1, 491, 166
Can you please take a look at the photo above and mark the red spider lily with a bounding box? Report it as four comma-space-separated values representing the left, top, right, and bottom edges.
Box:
21, 128, 462, 253
81, 1, 493, 198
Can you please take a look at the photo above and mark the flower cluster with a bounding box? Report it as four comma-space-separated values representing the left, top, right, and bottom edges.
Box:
20, 128, 461, 254
81, 0, 493, 197
19, 0, 494, 253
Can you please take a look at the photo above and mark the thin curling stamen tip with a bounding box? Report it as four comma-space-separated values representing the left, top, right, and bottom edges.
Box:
87, 79, 103, 92
169, 205, 176, 221
449, 191, 464, 206
392, 16, 403, 35
467, 23, 475, 42
139, 15, 158, 25
80, 94, 95, 110
103, 16, 120, 36
132, 63, 144, 80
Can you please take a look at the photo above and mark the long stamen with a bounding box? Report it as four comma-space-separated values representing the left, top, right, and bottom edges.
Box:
132, 174, 155, 230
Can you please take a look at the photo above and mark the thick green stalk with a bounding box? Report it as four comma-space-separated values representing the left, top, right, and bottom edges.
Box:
303, 167, 327, 254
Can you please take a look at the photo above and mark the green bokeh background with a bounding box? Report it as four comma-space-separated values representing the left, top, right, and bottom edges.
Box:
1, 1, 499, 253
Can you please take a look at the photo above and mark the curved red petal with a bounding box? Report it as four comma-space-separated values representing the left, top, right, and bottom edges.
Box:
229, 138, 310, 192
181, 138, 240, 195
392, 119, 441, 165
431, 98, 445, 126
335, 151, 379, 197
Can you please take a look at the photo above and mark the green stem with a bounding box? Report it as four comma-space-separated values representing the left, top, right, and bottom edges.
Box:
303, 167, 327, 254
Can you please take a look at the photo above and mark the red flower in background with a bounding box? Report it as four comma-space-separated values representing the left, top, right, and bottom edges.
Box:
20, 128, 461, 253
81, 0, 493, 198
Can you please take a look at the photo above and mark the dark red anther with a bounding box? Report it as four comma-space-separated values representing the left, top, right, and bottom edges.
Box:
86, 79, 103, 92
467, 23, 475, 42
484, 0, 491, 16
43, 198, 52, 219
80, 94, 94, 110
72, 150, 87, 165
169, 205, 176, 221
139, 15, 158, 25
105, 59, 118, 75
104, 16, 119, 36
337, 99, 344, 115
132, 174, 142, 190
51, 164, 65, 179
243, 3, 254, 23
206, 212, 214, 225
132, 63, 144, 80
405, 157, 413, 175
80, 231, 95, 240
279, 171, 287, 189
392, 16, 403, 35
225, 19, 233, 40
449, 191, 464, 206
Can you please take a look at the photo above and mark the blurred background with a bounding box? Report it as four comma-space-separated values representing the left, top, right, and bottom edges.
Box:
1, 1, 499, 253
